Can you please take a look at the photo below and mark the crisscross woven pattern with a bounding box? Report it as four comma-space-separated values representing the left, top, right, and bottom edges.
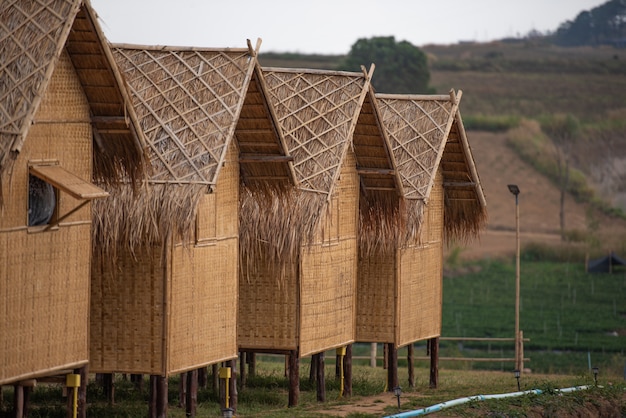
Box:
113, 47, 253, 184
0, 0, 80, 170
377, 97, 454, 199
263, 69, 366, 194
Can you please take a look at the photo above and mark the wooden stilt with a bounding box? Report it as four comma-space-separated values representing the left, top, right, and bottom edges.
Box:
186, 369, 198, 417
198, 367, 207, 389
370, 342, 377, 367
309, 354, 317, 383
23, 386, 31, 418
429, 337, 439, 389
13, 384, 24, 418
227, 359, 238, 413
343, 344, 352, 397
408, 343, 415, 388
335, 351, 341, 378
103, 373, 114, 405
239, 352, 247, 387
131, 374, 143, 391
149, 375, 167, 418
212, 364, 219, 394
315, 352, 325, 402
148, 375, 157, 418
383, 343, 388, 370
248, 352, 256, 377
288, 349, 299, 407
157, 375, 168, 418
76, 366, 88, 418
387, 343, 398, 391
179, 372, 187, 408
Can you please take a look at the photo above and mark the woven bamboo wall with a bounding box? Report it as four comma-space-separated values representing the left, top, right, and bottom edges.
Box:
91, 140, 240, 375
355, 253, 396, 343
90, 246, 166, 374
299, 150, 358, 357
167, 141, 239, 373
238, 249, 299, 351
397, 170, 444, 347
0, 51, 92, 384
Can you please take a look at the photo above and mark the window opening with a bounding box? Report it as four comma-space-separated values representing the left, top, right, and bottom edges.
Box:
28, 174, 56, 226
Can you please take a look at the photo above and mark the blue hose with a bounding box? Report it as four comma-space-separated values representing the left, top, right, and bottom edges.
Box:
383, 385, 591, 418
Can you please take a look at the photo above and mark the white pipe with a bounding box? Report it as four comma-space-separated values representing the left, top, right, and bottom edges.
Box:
383, 385, 591, 418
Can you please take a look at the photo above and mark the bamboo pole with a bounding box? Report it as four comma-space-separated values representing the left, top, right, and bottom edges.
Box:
430, 337, 439, 389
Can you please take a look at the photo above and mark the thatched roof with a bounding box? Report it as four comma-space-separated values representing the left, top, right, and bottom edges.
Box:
375, 90, 487, 242
96, 41, 293, 253
0, 0, 145, 200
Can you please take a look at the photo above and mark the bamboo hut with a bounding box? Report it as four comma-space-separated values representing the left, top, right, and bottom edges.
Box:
89, 41, 291, 380
0, 0, 144, 387
356, 90, 487, 348
238, 67, 376, 363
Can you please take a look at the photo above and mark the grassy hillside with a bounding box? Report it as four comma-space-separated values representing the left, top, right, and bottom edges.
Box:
441, 258, 625, 375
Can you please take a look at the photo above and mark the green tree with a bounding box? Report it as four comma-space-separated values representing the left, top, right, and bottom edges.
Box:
339, 36, 432, 94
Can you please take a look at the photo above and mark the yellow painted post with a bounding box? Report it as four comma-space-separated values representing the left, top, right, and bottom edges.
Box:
336, 347, 346, 398
219, 367, 231, 408
66, 374, 80, 418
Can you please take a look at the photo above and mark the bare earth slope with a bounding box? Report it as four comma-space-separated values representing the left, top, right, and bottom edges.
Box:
453, 131, 625, 261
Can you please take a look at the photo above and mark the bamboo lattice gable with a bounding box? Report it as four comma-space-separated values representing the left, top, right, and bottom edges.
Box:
0, 0, 146, 199
376, 90, 486, 242
262, 66, 371, 197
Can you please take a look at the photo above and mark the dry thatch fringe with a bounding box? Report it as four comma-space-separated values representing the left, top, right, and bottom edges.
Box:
92, 133, 148, 190
239, 183, 327, 287
444, 196, 488, 244
359, 194, 425, 257
92, 182, 206, 262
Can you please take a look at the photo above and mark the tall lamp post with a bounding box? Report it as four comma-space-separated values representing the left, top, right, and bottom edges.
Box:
507, 184, 522, 373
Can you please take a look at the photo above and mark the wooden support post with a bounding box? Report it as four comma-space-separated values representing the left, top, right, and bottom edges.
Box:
408, 343, 415, 388
387, 343, 398, 391
102, 373, 114, 405
227, 359, 238, 413
211, 364, 219, 394
429, 337, 439, 389
370, 342, 377, 368
131, 374, 143, 391
288, 349, 299, 407
343, 344, 352, 397
309, 355, 317, 383
335, 351, 341, 378
248, 352, 256, 377
383, 343, 388, 370
198, 367, 207, 389
179, 372, 187, 409
13, 384, 24, 418
76, 366, 88, 418
315, 352, 325, 402
149, 375, 167, 418
239, 351, 247, 388
186, 369, 198, 417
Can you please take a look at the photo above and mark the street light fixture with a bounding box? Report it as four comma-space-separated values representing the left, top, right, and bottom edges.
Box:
508, 184, 522, 373
393, 386, 402, 411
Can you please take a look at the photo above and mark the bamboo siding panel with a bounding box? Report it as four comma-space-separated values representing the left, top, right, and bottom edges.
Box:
397, 171, 444, 347
0, 227, 90, 384
356, 252, 396, 343
168, 142, 239, 373
90, 246, 166, 374
299, 150, 359, 357
238, 253, 299, 351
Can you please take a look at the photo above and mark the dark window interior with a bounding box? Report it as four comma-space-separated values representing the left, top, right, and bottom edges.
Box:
28, 174, 56, 226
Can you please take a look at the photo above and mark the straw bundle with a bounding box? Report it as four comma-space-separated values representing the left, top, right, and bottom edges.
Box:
92, 182, 205, 260
239, 183, 326, 285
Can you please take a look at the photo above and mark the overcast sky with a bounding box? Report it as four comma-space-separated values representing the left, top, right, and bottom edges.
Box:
90, 0, 607, 54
